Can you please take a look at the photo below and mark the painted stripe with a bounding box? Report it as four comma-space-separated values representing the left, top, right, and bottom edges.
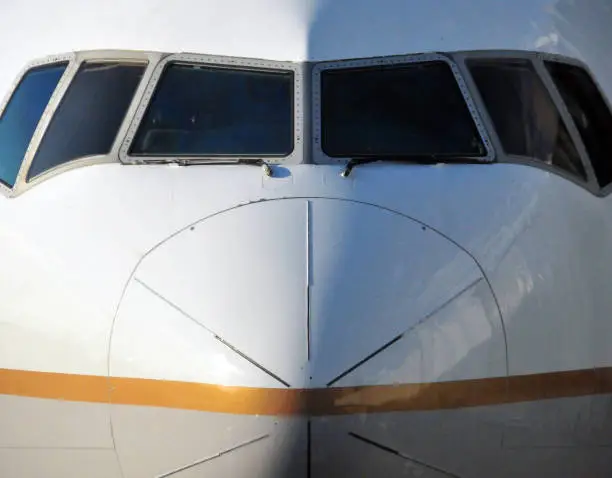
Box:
0, 368, 110, 403
1, 367, 612, 415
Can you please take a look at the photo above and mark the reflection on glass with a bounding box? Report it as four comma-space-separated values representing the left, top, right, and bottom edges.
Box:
321, 61, 485, 157
0, 63, 66, 187
131, 64, 294, 157
546, 61, 612, 188
28, 61, 146, 180
469, 59, 586, 180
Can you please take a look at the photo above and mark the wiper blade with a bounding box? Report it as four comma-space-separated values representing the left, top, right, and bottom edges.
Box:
138, 157, 273, 176
340, 154, 484, 177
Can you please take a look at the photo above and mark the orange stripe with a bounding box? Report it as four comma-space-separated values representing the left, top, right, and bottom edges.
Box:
0, 368, 110, 403
1, 367, 612, 415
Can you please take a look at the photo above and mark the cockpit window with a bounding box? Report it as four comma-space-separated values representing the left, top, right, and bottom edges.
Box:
0, 63, 67, 187
130, 63, 294, 157
545, 61, 612, 188
320, 61, 486, 157
27, 61, 146, 180
468, 59, 587, 181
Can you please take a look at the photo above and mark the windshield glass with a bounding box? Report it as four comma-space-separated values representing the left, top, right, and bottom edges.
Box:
28, 61, 146, 180
130, 63, 294, 157
468, 59, 586, 180
0, 63, 67, 187
321, 61, 485, 157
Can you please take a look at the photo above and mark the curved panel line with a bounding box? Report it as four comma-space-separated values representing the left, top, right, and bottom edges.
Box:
120, 195, 507, 383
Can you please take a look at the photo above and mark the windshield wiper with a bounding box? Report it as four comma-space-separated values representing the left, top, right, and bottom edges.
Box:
340, 154, 485, 178
235, 158, 273, 176
139, 157, 273, 176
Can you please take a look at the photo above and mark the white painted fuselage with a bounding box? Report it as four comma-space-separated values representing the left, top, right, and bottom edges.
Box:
1, 1, 612, 477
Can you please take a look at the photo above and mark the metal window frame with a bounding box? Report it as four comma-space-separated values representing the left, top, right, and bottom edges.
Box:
310, 52, 496, 165
2, 48, 610, 198
118, 53, 304, 165
0, 50, 163, 198
0, 53, 76, 197
21, 50, 163, 193
454, 49, 601, 196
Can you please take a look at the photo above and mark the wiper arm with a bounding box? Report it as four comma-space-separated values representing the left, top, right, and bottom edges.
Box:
140, 157, 273, 176
235, 158, 273, 177
340, 154, 483, 178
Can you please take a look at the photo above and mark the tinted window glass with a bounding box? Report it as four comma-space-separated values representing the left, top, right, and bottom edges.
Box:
545, 61, 612, 188
468, 59, 586, 180
130, 64, 293, 157
321, 61, 485, 157
0, 63, 66, 187
28, 61, 146, 180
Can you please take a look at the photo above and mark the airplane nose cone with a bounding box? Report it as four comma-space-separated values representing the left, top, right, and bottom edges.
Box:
113, 198, 491, 388
110, 198, 506, 477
